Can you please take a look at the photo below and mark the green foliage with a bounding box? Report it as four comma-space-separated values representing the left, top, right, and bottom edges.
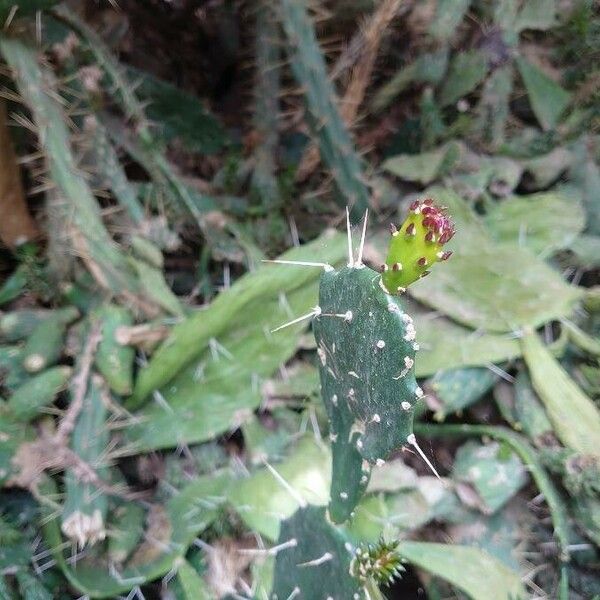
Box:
396, 541, 527, 600
516, 57, 571, 130
0, 4, 596, 599
0, 37, 149, 308
7, 365, 71, 421
228, 436, 330, 540
61, 375, 110, 549
426, 367, 498, 419
382, 142, 461, 185
93, 304, 135, 396
521, 330, 600, 458
452, 440, 528, 514
40, 473, 231, 598
131, 231, 346, 407
411, 243, 582, 332
279, 0, 370, 219
439, 50, 489, 107
130, 67, 228, 155
484, 191, 585, 256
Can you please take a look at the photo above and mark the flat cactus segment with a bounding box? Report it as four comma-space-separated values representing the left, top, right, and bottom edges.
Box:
313, 266, 419, 522
425, 367, 498, 419
382, 199, 455, 293
271, 505, 362, 600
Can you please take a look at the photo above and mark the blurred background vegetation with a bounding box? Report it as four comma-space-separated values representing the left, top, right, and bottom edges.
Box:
0, 0, 599, 598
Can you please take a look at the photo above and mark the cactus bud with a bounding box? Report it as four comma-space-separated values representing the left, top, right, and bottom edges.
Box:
350, 538, 405, 586
381, 199, 455, 294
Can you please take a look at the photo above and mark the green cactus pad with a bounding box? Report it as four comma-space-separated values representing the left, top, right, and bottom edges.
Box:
271, 505, 362, 600
381, 199, 455, 293
313, 266, 420, 522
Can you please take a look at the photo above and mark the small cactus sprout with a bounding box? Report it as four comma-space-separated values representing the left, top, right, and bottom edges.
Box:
350, 538, 405, 587
381, 199, 455, 294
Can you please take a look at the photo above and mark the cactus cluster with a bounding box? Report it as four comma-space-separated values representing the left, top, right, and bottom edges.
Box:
270, 203, 453, 594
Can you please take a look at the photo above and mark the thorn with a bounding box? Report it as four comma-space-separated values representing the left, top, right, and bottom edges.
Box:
392, 262, 402, 271
271, 306, 321, 332
263, 461, 307, 507
261, 259, 334, 271
441, 250, 452, 261
297, 552, 333, 567
417, 257, 428, 267
425, 231, 435, 243
396, 286, 406, 293
320, 310, 352, 322
238, 538, 298, 556
355, 209, 368, 267
380, 263, 389, 272
286, 588, 301, 600
406, 434, 441, 479
346, 206, 354, 268
405, 223, 416, 236
420, 270, 431, 278
409, 200, 420, 211
389, 223, 398, 235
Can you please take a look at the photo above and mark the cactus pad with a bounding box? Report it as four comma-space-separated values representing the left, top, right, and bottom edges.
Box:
382, 199, 455, 294
271, 505, 362, 599
313, 265, 420, 522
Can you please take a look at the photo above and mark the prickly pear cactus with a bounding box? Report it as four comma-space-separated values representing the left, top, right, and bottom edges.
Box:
271, 505, 362, 600
312, 203, 454, 523
382, 199, 454, 293
313, 266, 421, 522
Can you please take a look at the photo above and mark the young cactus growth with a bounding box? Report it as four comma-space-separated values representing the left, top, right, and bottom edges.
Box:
309, 208, 448, 522
381, 199, 455, 294
350, 538, 404, 588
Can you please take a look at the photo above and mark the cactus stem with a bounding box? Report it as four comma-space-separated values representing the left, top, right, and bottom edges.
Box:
355, 209, 369, 268
261, 259, 334, 271
346, 207, 354, 267
406, 433, 441, 480
271, 306, 322, 332
297, 552, 333, 567
264, 461, 307, 507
